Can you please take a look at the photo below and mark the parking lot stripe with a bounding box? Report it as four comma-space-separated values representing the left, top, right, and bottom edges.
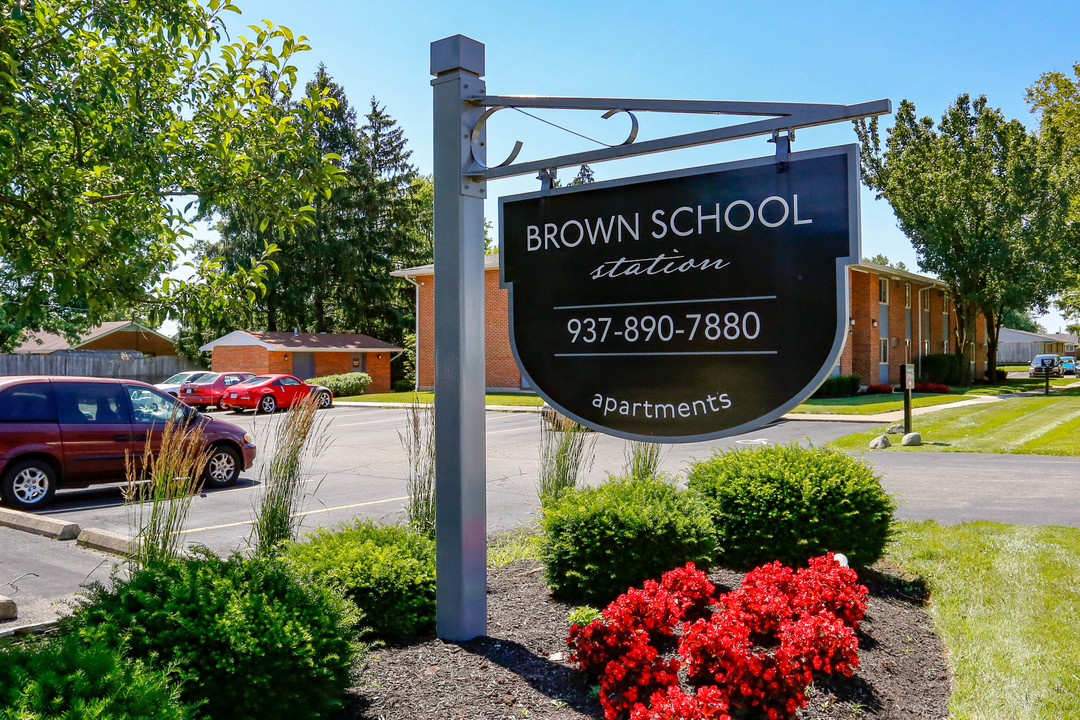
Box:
180, 495, 412, 534
336, 417, 408, 428
487, 425, 538, 436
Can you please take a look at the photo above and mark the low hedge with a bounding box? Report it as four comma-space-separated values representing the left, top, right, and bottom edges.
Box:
811, 373, 860, 399
540, 475, 717, 605
285, 520, 436, 639
64, 551, 360, 720
686, 443, 896, 568
304, 372, 372, 397
0, 634, 189, 720
865, 384, 894, 395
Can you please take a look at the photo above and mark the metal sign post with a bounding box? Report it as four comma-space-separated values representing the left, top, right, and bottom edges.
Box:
429, 33, 890, 640
900, 363, 914, 433
430, 36, 488, 642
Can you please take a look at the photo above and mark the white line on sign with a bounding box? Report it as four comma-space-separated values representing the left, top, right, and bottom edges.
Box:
553, 295, 776, 311
554, 350, 779, 357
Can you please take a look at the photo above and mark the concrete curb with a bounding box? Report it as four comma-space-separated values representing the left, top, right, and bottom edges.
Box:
77, 528, 132, 556
0, 507, 79, 540
0, 618, 60, 638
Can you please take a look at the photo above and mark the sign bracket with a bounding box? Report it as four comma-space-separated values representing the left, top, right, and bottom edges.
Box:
463, 96, 890, 181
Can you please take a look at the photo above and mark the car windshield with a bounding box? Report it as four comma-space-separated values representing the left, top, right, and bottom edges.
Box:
162, 372, 195, 384
235, 375, 273, 386
188, 373, 220, 384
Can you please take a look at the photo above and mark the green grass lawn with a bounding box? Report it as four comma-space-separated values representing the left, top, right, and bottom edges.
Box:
790, 392, 974, 415
887, 521, 1080, 719
338, 391, 544, 407
956, 377, 1074, 395
830, 392, 1080, 455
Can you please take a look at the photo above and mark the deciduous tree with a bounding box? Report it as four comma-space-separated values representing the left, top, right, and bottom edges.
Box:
0, 0, 341, 350
856, 94, 1074, 383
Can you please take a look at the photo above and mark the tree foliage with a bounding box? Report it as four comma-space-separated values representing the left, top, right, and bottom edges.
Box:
0, 0, 342, 351
1028, 62, 1080, 329
190, 68, 432, 361
856, 94, 1075, 383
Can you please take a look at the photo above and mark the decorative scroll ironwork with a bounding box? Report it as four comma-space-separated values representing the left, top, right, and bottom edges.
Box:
462, 96, 891, 181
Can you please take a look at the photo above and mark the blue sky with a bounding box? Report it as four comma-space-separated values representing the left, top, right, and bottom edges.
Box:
233, 0, 1080, 330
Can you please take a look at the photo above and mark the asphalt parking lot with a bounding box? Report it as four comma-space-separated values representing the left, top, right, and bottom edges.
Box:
5, 402, 1080, 630
30, 405, 875, 556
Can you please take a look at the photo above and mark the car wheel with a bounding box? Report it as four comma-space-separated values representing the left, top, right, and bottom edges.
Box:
2, 459, 57, 511
258, 395, 277, 414
202, 445, 241, 488
317, 391, 332, 409
216, 397, 228, 412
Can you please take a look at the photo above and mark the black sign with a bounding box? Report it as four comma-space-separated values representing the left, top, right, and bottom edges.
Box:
500, 145, 860, 441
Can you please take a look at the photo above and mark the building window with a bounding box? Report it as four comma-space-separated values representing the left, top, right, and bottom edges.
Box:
879, 278, 888, 304
905, 284, 911, 309
879, 338, 889, 364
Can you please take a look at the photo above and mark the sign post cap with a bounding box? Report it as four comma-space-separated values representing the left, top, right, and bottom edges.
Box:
431, 35, 485, 77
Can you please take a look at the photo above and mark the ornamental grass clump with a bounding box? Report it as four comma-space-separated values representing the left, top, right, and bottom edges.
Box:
399, 400, 436, 538
540, 475, 717, 605
538, 413, 597, 508
124, 414, 208, 570
251, 391, 329, 554
686, 442, 896, 568
64, 550, 360, 720
567, 554, 867, 720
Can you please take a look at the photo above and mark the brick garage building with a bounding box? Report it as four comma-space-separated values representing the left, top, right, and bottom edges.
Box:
199, 331, 400, 394
392, 258, 987, 391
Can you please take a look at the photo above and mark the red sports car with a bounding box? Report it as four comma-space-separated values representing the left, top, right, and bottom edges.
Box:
222, 374, 334, 414
178, 372, 256, 410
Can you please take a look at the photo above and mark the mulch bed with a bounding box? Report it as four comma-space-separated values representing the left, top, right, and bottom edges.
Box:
345, 560, 949, 720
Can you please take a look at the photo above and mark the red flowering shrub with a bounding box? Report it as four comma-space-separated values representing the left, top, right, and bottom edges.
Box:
913, 381, 951, 394
630, 685, 732, 720
791, 554, 867, 628
659, 563, 716, 621
568, 555, 867, 720
865, 384, 894, 394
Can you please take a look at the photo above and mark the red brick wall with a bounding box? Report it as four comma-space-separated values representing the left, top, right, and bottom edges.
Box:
365, 353, 392, 393
418, 277, 434, 388
848, 269, 876, 385
412, 267, 521, 391
484, 269, 521, 389
212, 345, 269, 374
314, 352, 353, 377
267, 351, 291, 374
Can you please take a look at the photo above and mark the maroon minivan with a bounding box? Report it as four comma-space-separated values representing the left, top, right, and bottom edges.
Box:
0, 376, 257, 511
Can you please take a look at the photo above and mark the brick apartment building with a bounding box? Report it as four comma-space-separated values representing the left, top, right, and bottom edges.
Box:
199, 330, 400, 394
392, 258, 986, 391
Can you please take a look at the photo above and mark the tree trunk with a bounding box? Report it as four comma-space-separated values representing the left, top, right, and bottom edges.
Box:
984, 307, 1000, 383
954, 299, 979, 386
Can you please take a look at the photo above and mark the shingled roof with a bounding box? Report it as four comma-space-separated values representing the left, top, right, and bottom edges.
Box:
199, 330, 400, 353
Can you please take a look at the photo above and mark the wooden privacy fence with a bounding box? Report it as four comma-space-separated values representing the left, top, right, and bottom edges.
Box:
0, 355, 201, 384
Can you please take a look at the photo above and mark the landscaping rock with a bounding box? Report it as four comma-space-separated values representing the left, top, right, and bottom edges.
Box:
886, 424, 906, 435
869, 435, 891, 450
902, 432, 923, 446
0, 595, 16, 621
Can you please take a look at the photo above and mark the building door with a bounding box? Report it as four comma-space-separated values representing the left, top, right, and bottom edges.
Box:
292, 352, 316, 380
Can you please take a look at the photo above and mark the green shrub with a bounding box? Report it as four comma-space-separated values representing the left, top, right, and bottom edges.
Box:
64, 551, 359, 720
540, 475, 717, 605
304, 372, 372, 397
811, 373, 861, 398
686, 443, 896, 568
285, 520, 436, 639
393, 378, 414, 392
920, 353, 961, 385
0, 633, 190, 720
